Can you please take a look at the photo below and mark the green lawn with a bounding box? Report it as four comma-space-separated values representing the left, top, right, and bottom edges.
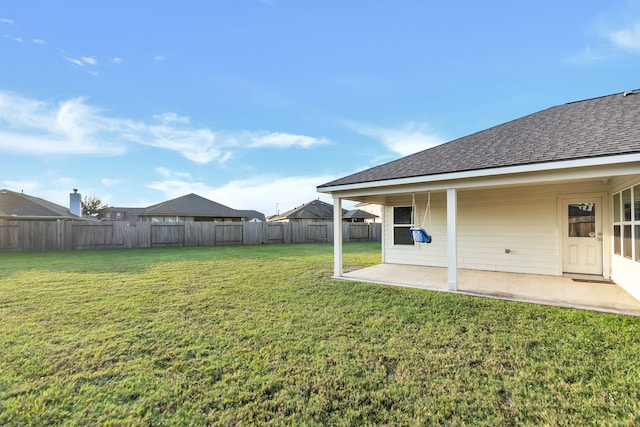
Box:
1, 242, 639, 426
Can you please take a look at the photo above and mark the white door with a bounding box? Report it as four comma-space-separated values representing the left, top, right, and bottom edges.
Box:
562, 198, 603, 275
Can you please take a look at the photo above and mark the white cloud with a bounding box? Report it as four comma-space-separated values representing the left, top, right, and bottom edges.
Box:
33, 38, 47, 45
154, 55, 169, 64
1, 18, 16, 25
13, 37, 23, 43
347, 121, 445, 156
111, 57, 122, 64
1, 180, 39, 193
146, 173, 339, 216
101, 178, 122, 186
154, 112, 190, 124
81, 56, 97, 65
607, 22, 640, 52
0, 91, 124, 156
64, 56, 98, 67
154, 167, 192, 179
249, 132, 329, 148
63, 56, 84, 67
566, 46, 609, 63
0, 91, 328, 163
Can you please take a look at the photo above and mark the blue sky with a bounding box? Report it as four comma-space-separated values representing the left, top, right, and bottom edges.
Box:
1, 1, 640, 216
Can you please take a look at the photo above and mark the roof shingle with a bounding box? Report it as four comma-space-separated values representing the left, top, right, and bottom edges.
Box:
318, 90, 640, 189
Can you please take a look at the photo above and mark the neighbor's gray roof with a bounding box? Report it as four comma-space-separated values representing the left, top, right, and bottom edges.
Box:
236, 210, 266, 221
271, 199, 347, 220
0, 188, 79, 220
142, 193, 241, 217
343, 209, 378, 219
319, 90, 640, 189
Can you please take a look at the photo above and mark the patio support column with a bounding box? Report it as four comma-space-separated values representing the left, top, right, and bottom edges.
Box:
333, 196, 343, 277
447, 188, 458, 290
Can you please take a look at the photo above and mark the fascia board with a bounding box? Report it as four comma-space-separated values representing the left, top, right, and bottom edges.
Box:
318, 153, 640, 195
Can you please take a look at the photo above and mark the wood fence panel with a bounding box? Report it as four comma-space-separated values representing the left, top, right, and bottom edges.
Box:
118, 221, 138, 249
0, 220, 381, 251
186, 222, 214, 246
215, 223, 243, 245
265, 223, 286, 244
151, 224, 185, 247
371, 223, 381, 241
326, 222, 335, 243
135, 222, 151, 248
72, 223, 122, 249
243, 222, 263, 245
0, 222, 19, 251
290, 222, 303, 243
306, 223, 328, 243
348, 223, 371, 241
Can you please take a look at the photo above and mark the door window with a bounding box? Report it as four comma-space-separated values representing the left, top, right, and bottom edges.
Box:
567, 203, 595, 238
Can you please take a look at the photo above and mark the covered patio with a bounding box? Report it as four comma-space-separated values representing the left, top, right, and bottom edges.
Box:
339, 264, 640, 316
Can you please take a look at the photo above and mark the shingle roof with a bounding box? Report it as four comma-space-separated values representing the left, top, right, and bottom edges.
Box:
270, 199, 347, 221
142, 193, 241, 217
236, 210, 266, 221
0, 188, 78, 220
318, 90, 640, 189
343, 209, 378, 220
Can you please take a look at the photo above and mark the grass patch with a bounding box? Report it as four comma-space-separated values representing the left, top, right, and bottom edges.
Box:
1, 242, 640, 425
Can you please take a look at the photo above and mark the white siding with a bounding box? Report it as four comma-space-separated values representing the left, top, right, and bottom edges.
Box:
383, 181, 609, 276
611, 256, 640, 301
384, 192, 448, 266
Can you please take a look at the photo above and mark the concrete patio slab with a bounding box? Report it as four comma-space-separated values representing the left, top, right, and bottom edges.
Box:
339, 264, 640, 316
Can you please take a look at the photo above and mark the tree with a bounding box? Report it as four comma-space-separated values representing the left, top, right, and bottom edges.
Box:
81, 196, 107, 218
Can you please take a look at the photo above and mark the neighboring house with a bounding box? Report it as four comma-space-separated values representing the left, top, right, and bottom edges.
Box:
268, 199, 344, 222
318, 90, 640, 302
236, 210, 266, 222
343, 209, 378, 223
0, 189, 86, 221
101, 193, 264, 223
268, 199, 379, 223
354, 202, 383, 222
100, 207, 146, 222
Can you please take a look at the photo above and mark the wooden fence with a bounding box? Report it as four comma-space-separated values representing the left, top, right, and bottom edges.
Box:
0, 220, 381, 252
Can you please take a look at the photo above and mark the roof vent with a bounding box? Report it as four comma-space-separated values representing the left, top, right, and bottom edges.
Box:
623, 89, 639, 97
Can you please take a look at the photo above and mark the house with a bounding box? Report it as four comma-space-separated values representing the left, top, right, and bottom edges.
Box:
0, 188, 87, 221
318, 90, 640, 303
268, 199, 378, 223
268, 199, 345, 222
236, 210, 266, 222
343, 208, 378, 223
101, 193, 264, 223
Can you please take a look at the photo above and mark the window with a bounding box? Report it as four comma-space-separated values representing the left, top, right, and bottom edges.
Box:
393, 206, 414, 245
613, 185, 640, 262
568, 203, 595, 237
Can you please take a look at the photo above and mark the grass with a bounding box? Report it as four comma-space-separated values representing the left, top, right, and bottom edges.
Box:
1, 242, 640, 426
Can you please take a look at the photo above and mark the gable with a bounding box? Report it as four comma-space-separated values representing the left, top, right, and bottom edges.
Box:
142, 193, 240, 217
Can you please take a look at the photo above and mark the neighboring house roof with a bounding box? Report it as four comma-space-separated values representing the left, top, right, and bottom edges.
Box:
270, 199, 347, 221
343, 209, 378, 220
0, 188, 82, 220
318, 90, 640, 189
236, 210, 266, 222
141, 193, 241, 217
